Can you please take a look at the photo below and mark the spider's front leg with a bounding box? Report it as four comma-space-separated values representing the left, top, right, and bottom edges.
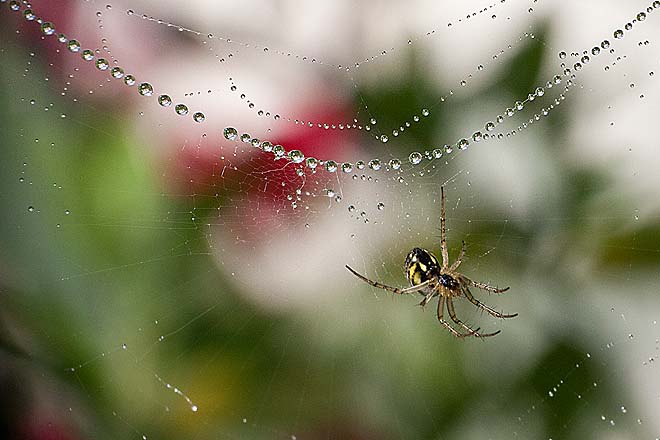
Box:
446, 296, 500, 338
436, 295, 480, 338
470, 279, 510, 294
462, 285, 518, 319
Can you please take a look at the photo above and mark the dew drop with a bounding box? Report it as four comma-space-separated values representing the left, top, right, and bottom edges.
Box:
95, 58, 109, 71
409, 152, 423, 165
67, 40, 81, 52
223, 127, 238, 141
81, 50, 95, 61
158, 95, 172, 107
41, 22, 55, 36
110, 67, 124, 79
288, 150, 305, 164
325, 160, 338, 172
138, 83, 154, 96
273, 145, 285, 158
124, 75, 136, 86
368, 159, 382, 171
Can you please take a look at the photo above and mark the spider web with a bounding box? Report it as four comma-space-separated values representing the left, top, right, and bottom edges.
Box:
1, 0, 660, 439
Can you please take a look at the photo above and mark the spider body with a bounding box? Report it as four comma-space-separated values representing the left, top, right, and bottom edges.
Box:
346, 187, 517, 338
405, 248, 459, 291
405, 247, 441, 286
438, 273, 459, 290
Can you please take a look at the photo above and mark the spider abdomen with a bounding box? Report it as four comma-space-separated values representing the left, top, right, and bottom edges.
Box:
404, 247, 441, 286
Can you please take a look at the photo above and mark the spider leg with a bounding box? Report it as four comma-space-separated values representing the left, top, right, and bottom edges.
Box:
449, 240, 467, 271
345, 265, 432, 295
466, 277, 510, 294
418, 286, 439, 307
440, 186, 449, 268
462, 286, 518, 319
436, 295, 475, 338
446, 297, 500, 338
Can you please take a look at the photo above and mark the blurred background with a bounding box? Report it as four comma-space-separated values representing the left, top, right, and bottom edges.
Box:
2, 0, 660, 439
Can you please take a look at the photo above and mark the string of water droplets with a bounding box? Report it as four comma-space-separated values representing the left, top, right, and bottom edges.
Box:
65, 342, 198, 414
219, 30, 545, 143
117, 0, 547, 144
217, 0, 659, 175
5, 0, 660, 183
6, 0, 550, 168
4, 2, 210, 124
514, 315, 660, 439
122, 0, 533, 71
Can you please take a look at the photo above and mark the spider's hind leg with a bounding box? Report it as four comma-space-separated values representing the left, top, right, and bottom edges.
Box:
440, 186, 449, 268
418, 284, 438, 308
450, 240, 467, 271
345, 265, 432, 295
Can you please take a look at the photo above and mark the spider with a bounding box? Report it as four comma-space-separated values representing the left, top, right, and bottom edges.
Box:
345, 186, 517, 338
